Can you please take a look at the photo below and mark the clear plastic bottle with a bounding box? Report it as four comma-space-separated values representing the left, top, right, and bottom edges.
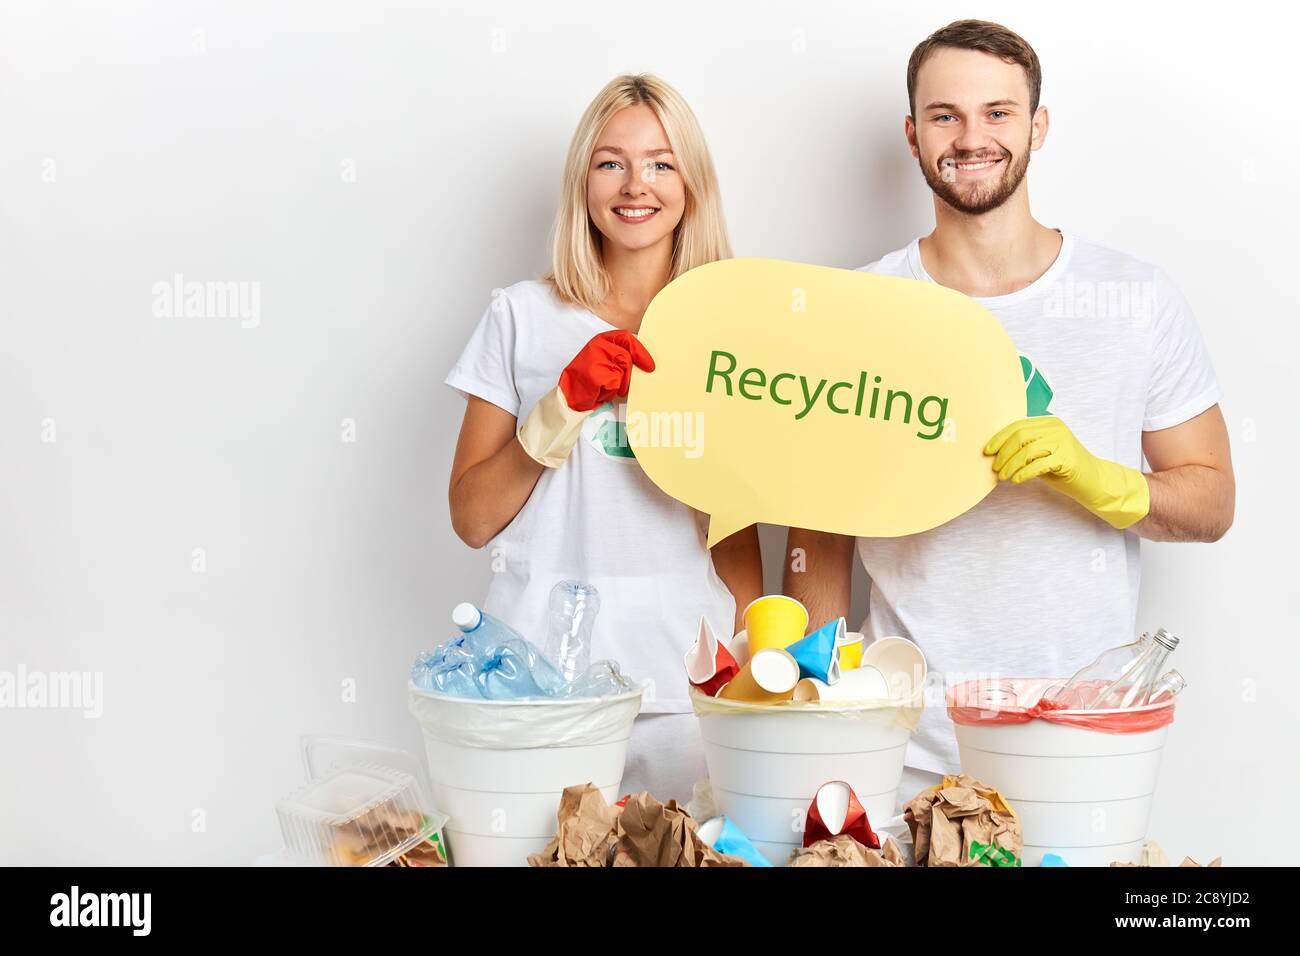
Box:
1047, 632, 1152, 709
452, 603, 524, 656
475, 641, 555, 699
561, 659, 632, 698
410, 634, 479, 691
427, 660, 482, 698
1088, 628, 1180, 710
543, 581, 602, 684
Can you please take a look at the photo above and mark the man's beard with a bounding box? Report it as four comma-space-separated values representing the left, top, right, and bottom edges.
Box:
920, 141, 1030, 215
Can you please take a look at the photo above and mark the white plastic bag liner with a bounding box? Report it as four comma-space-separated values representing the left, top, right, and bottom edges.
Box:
951, 680, 1175, 867
408, 683, 643, 866
692, 687, 922, 865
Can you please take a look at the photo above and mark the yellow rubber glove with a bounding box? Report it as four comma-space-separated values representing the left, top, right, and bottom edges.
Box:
983, 417, 1150, 530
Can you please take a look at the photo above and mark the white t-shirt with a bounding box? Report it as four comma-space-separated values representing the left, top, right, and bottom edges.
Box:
445, 279, 736, 713
857, 232, 1221, 774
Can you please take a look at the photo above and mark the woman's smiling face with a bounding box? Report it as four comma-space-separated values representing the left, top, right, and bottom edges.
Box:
586, 104, 686, 255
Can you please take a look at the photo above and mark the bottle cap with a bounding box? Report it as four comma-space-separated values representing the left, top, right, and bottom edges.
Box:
451, 602, 482, 632
1152, 627, 1180, 650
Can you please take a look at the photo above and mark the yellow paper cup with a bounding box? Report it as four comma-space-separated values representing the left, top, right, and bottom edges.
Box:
742, 596, 809, 655
837, 631, 865, 671
718, 648, 800, 704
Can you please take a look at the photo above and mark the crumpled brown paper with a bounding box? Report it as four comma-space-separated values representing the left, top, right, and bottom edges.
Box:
904, 773, 1022, 867
1110, 840, 1222, 867
527, 783, 747, 867
525, 782, 621, 867
788, 834, 905, 867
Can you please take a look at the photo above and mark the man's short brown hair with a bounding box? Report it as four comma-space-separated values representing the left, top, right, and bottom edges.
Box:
906, 19, 1042, 117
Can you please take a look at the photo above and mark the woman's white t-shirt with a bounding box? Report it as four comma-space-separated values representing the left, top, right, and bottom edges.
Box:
445, 279, 736, 713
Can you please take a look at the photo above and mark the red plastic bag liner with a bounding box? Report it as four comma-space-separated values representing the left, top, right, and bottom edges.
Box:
947, 677, 1175, 734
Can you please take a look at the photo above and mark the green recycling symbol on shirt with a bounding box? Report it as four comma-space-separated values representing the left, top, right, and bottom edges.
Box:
585, 401, 637, 461
1020, 354, 1054, 417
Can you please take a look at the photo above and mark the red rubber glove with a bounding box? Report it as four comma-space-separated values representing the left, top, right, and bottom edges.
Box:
517, 331, 656, 468
558, 330, 656, 411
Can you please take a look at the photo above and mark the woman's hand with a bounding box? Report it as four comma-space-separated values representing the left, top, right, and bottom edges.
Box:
559, 330, 655, 410
518, 331, 655, 467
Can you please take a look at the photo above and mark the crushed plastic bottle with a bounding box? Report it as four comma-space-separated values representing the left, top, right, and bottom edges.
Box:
426, 659, 482, 698
452, 603, 523, 656
475, 639, 566, 699
561, 659, 633, 698
410, 634, 481, 692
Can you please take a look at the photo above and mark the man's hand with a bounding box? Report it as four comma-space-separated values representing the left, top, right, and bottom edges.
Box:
983, 416, 1150, 530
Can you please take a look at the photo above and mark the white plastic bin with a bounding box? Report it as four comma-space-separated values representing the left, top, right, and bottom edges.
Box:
408, 683, 643, 866
693, 688, 922, 865
949, 678, 1176, 866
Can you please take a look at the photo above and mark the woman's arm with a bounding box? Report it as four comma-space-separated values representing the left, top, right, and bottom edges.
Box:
709, 523, 764, 633
449, 396, 545, 549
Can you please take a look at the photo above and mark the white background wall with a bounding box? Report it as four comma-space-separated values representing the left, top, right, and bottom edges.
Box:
1, 0, 1296, 865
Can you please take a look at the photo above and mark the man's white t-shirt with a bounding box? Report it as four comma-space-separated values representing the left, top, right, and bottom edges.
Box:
857, 232, 1221, 774
445, 279, 736, 713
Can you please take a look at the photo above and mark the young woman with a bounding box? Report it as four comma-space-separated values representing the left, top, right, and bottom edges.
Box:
445, 74, 763, 803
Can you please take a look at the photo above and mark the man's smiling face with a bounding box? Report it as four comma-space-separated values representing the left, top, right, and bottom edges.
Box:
907, 46, 1043, 215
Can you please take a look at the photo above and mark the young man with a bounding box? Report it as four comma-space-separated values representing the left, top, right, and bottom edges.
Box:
785, 20, 1235, 804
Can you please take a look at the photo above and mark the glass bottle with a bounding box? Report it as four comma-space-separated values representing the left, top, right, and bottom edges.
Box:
1047, 632, 1152, 709
1088, 628, 1180, 709
1146, 669, 1187, 704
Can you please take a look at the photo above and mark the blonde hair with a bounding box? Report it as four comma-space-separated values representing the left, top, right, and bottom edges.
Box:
544, 73, 732, 312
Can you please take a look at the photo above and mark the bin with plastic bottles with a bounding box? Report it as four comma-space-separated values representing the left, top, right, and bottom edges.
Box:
408, 581, 645, 866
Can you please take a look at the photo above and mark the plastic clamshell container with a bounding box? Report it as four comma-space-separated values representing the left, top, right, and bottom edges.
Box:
276, 736, 449, 867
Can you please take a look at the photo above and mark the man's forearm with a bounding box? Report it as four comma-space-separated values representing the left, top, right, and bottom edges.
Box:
783, 528, 855, 633
710, 524, 764, 633
1133, 464, 1235, 542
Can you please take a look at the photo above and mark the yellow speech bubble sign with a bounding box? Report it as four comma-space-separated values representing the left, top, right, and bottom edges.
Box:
626, 258, 1025, 546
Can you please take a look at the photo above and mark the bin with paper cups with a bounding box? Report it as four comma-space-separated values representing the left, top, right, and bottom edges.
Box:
948, 676, 1178, 866
687, 609, 925, 865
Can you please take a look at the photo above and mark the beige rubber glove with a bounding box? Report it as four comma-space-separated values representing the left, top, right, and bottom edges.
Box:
517, 386, 589, 468
517, 330, 655, 468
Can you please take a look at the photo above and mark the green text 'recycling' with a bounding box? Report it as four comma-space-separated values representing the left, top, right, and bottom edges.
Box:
705, 349, 949, 441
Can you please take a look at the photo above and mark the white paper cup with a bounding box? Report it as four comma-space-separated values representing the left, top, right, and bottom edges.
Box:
793, 665, 888, 701
861, 636, 927, 699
